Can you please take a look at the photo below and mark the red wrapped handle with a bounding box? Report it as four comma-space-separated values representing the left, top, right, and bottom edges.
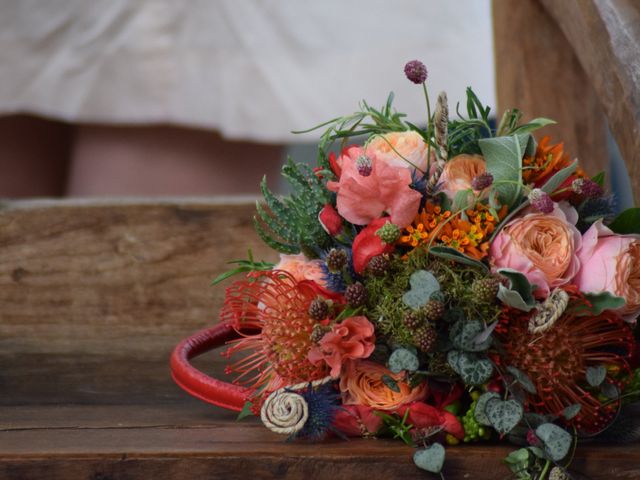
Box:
170, 322, 253, 412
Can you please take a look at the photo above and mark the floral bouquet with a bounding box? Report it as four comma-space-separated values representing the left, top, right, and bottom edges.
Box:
172, 61, 640, 478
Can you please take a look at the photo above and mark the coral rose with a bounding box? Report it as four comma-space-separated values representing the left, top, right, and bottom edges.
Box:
574, 220, 640, 321
365, 131, 430, 173
490, 202, 582, 296
308, 316, 376, 377
397, 402, 464, 440
327, 146, 421, 227
332, 404, 383, 437
439, 154, 486, 201
339, 360, 427, 411
274, 254, 327, 288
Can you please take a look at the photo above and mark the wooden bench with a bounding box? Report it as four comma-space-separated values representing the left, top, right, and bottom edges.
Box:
1, 199, 639, 479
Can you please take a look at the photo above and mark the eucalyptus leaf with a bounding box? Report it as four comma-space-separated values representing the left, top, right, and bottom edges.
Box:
382, 374, 401, 393
388, 348, 420, 374
485, 398, 524, 435
608, 208, 640, 234
581, 292, 626, 316
475, 391, 500, 426
428, 246, 489, 272
453, 189, 474, 211
506, 366, 537, 394
402, 270, 440, 309
497, 283, 535, 312
562, 404, 581, 421
512, 117, 557, 135
413, 443, 445, 474
237, 401, 255, 421
535, 423, 572, 461
496, 268, 536, 312
601, 382, 620, 400
586, 365, 607, 387
479, 134, 529, 207
541, 160, 578, 195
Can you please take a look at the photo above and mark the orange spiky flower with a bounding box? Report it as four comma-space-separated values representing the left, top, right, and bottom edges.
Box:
522, 136, 584, 186
221, 270, 329, 398
495, 287, 635, 432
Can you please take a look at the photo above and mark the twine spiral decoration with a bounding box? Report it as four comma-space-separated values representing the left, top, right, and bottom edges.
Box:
529, 288, 569, 334
260, 376, 333, 435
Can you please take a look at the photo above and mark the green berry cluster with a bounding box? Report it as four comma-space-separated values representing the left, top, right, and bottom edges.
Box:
460, 392, 492, 442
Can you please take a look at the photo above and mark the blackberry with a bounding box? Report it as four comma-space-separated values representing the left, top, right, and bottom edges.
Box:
414, 326, 437, 352
308, 298, 329, 321
367, 254, 390, 277
345, 282, 367, 307
403, 310, 424, 330
325, 248, 347, 273
471, 277, 500, 304
423, 299, 445, 322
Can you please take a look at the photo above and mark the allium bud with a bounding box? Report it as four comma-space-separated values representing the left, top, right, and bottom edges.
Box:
471, 172, 494, 191
356, 155, 372, 177
404, 60, 428, 84
528, 188, 554, 214
572, 178, 604, 198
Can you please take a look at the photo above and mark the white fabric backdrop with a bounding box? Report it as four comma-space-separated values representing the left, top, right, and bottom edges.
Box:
0, 0, 495, 143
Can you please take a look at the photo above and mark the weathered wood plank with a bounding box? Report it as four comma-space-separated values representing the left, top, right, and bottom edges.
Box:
493, 0, 609, 182
540, 0, 640, 206
0, 405, 639, 480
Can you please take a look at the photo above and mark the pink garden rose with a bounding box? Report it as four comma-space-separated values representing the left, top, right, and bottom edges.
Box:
439, 154, 487, 200
490, 202, 582, 296
574, 220, 640, 321
327, 146, 421, 227
308, 316, 376, 377
274, 254, 327, 288
365, 131, 430, 173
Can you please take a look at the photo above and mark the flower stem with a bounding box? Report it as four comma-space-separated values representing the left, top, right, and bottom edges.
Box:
423, 81, 433, 174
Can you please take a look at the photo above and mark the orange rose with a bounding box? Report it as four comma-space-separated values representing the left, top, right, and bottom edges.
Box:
439, 154, 486, 200
365, 131, 430, 173
274, 253, 326, 287
339, 360, 427, 411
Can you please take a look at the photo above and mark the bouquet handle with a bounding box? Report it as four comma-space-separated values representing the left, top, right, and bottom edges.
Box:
170, 322, 252, 412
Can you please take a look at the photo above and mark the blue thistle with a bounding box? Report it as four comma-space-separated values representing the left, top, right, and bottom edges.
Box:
320, 248, 357, 293
291, 383, 340, 441
576, 194, 616, 233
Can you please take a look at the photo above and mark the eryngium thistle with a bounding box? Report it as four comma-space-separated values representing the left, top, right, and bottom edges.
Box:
404, 60, 428, 84
528, 188, 554, 214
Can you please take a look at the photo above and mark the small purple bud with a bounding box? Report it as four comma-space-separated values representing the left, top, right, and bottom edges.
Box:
572, 178, 603, 198
404, 60, 428, 84
471, 172, 494, 190
528, 188, 555, 214
356, 155, 372, 176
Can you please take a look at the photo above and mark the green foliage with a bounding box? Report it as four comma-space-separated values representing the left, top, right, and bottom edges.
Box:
378, 409, 414, 446
485, 398, 524, 435
388, 348, 420, 374
586, 365, 607, 387
402, 270, 440, 309
254, 158, 332, 255
496, 268, 536, 312
540, 160, 578, 194
474, 392, 500, 426
447, 350, 494, 385
535, 423, 572, 461
450, 319, 492, 352
562, 404, 581, 421
573, 292, 626, 316
506, 366, 537, 395
428, 246, 489, 272
448, 88, 493, 155
236, 401, 254, 421
478, 133, 529, 207
608, 208, 640, 234
211, 250, 274, 285
413, 443, 446, 474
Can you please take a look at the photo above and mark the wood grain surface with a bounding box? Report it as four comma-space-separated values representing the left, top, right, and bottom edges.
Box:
493, 0, 609, 185
2, 199, 639, 479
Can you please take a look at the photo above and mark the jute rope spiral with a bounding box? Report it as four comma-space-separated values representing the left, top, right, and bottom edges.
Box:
260, 376, 333, 435
529, 288, 569, 334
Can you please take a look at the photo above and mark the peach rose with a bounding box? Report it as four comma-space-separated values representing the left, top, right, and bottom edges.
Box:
365, 131, 430, 173
574, 220, 640, 321
490, 202, 582, 296
308, 316, 376, 377
327, 146, 421, 227
339, 360, 427, 411
439, 154, 486, 200
274, 254, 326, 287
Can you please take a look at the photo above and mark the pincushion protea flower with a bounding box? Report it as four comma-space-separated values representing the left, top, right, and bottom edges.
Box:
495, 287, 635, 432
221, 270, 329, 397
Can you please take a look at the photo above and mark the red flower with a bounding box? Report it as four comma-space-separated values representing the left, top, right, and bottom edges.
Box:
332, 404, 383, 437
318, 203, 343, 236
352, 218, 395, 274
398, 402, 464, 440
